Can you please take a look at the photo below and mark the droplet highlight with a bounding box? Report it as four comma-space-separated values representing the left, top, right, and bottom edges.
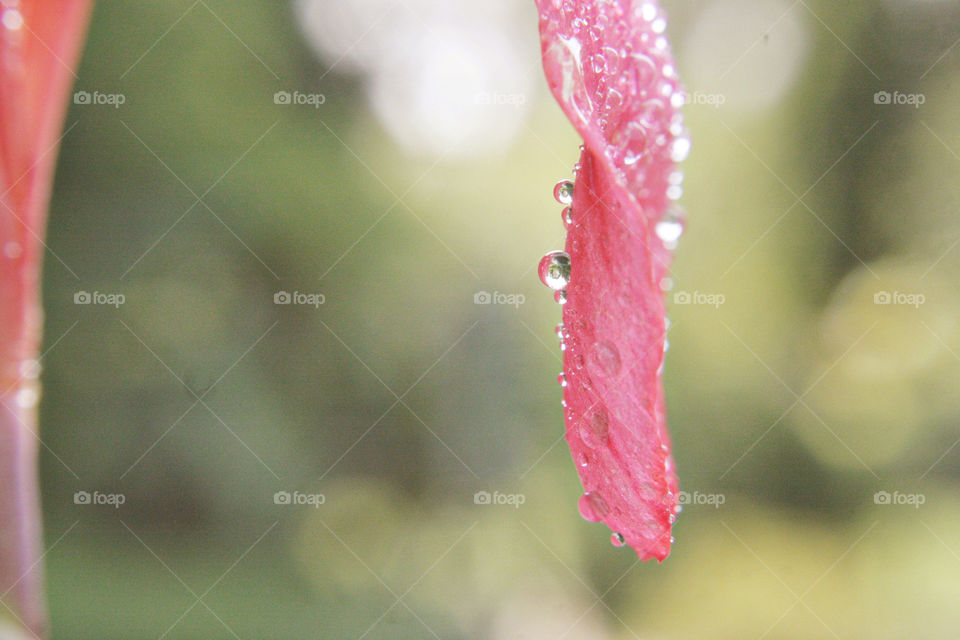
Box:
554, 180, 574, 205
539, 251, 572, 291
655, 208, 685, 249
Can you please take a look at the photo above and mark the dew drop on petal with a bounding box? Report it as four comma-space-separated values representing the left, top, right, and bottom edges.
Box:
593, 340, 621, 375
611, 532, 626, 547
655, 208, 685, 249
561, 206, 574, 229
671, 136, 691, 163
578, 491, 609, 522
554, 289, 568, 305
539, 250, 572, 290
15, 387, 38, 409
19, 359, 40, 380
558, 372, 567, 387
2, 8, 24, 31
640, 2, 657, 22
580, 406, 610, 448
554, 179, 575, 205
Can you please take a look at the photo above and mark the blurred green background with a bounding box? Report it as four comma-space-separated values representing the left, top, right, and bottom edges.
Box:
22, 0, 960, 637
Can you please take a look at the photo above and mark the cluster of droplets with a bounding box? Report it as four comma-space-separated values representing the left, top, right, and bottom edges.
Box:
539, 0, 691, 255
538, 178, 576, 306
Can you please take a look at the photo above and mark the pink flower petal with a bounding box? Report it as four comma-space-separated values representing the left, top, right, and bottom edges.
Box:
0, 2, 92, 636
536, 0, 683, 560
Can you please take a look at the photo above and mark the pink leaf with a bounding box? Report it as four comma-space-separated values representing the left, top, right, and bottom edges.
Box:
535, 0, 685, 560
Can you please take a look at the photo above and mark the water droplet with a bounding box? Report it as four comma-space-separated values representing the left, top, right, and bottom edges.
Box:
671, 136, 691, 163
555, 323, 565, 339
666, 185, 683, 200
590, 53, 607, 75
660, 277, 674, 292
655, 208, 685, 249
620, 123, 648, 165
578, 491, 609, 522
554, 180, 574, 205
15, 386, 38, 409
637, 98, 666, 128
19, 359, 40, 380
539, 251, 571, 291
580, 407, 609, 448
3, 241, 21, 259
554, 289, 568, 305
640, 2, 657, 22
546, 35, 593, 125
611, 532, 626, 547
593, 340, 621, 375
557, 372, 567, 388
652, 17, 667, 34
561, 206, 573, 229
603, 88, 623, 112
2, 8, 23, 31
